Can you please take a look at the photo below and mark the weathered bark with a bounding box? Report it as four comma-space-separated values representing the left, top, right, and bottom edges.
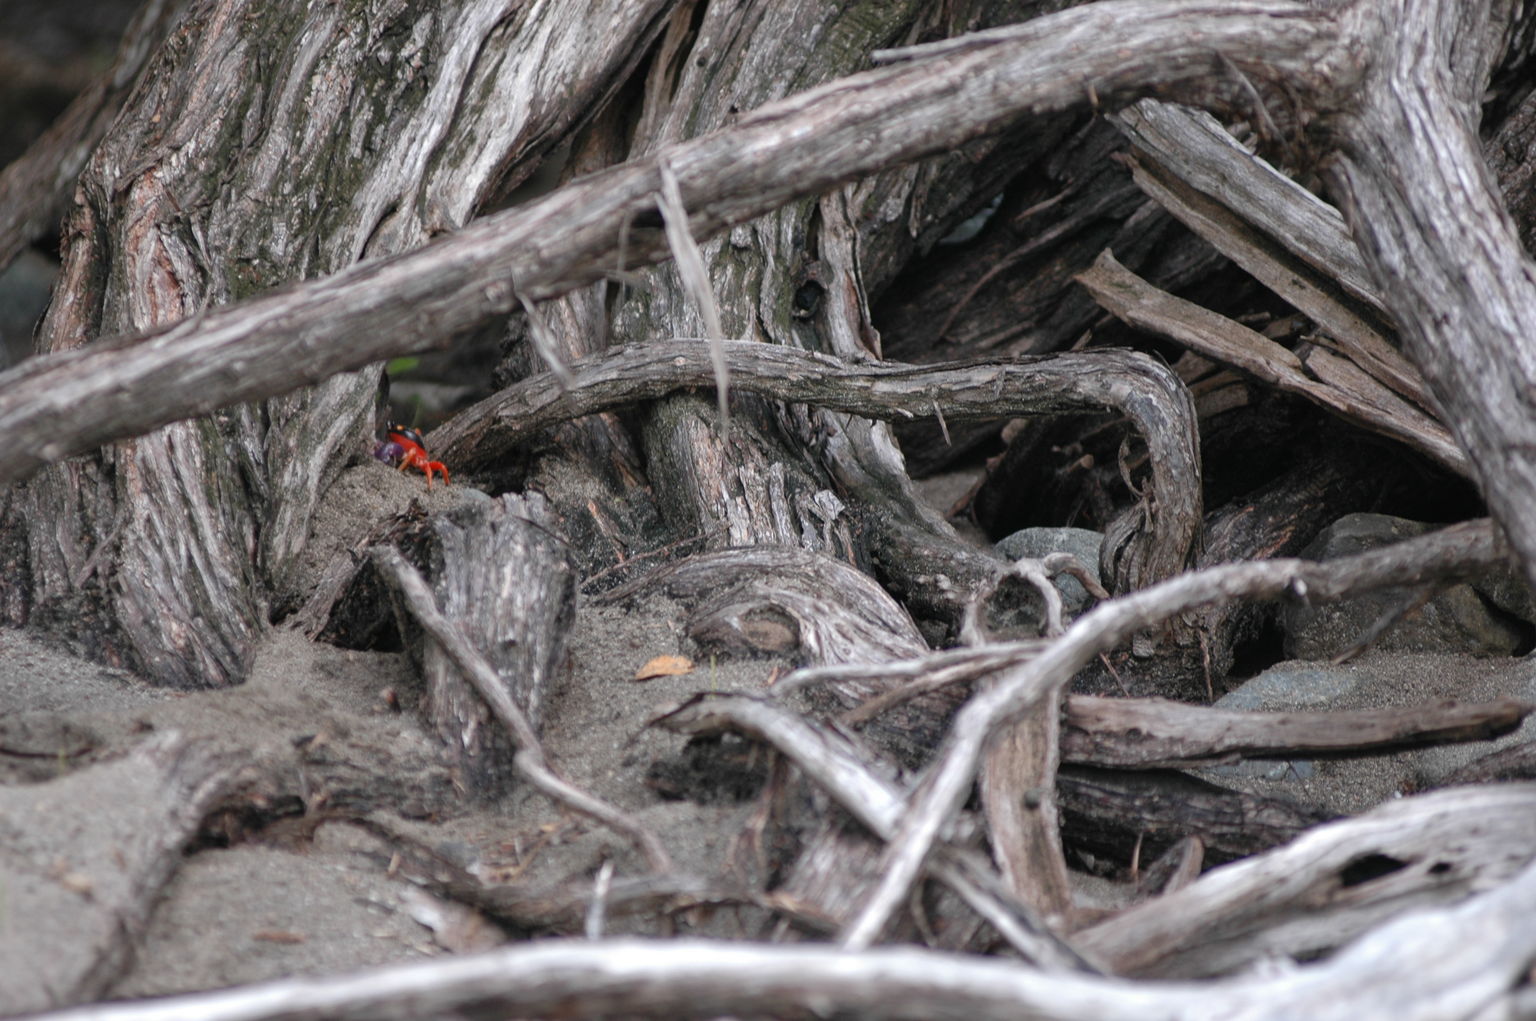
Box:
3, 1, 1536, 684
1058, 765, 1331, 868
11, 0, 1536, 1012
33, 855, 1536, 1021
839, 518, 1508, 946
980, 696, 1073, 921
440, 340, 1201, 601
1075, 784, 1536, 978
653, 692, 1089, 972
604, 545, 926, 666
1315, 0, 1536, 594
1062, 694, 1530, 768
373, 546, 673, 873
407, 494, 575, 796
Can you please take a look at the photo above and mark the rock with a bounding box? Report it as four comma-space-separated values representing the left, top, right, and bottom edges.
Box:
995, 527, 1104, 616
1281, 513, 1532, 660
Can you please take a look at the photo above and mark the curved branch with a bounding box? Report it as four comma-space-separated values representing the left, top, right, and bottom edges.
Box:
435, 340, 1200, 585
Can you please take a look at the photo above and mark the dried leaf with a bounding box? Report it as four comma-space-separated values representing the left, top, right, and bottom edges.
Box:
634, 654, 694, 681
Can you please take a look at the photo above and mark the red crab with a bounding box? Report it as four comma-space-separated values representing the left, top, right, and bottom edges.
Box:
381, 423, 450, 488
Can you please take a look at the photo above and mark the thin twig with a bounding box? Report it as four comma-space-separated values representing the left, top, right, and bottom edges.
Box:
657, 157, 731, 433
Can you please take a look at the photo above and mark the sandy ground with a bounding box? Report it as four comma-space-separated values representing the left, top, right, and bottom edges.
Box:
3, 458, 1534, 1009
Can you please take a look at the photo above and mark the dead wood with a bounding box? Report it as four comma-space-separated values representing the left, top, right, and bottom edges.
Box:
406, 495, 575, 796
653, 693, 1092, 972
371, 545, 671, 873
438, 340, 1201, 596
1059, 765, 1333, 870
1114, 101, 1395, 320
0, 732, 236, 1013
0, 0, 191, 273
0, 1, 1337, 490
10, 0, 1536, 1014
1061, 694, 1532, 768
1074, 783, 1536, 978
980, 683, 1073, 921
1438, 738, 1536, 786
3, 0, 676, 688
348, 815, 778, 935
839, 517, 1508, 947
1314, 1, 1536, 593
1076, 250, 1465, 474
600, 544, 927, 665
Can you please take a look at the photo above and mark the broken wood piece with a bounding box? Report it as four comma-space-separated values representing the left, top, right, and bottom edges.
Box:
1111, 99, 1389, 319
1059, 765, 1331, 869
838, 518, 1507, 949
1112, 100, 1437, 416
1075, 783, 1536, 978
653, 693, 1093, 972
1060, 694, 1531, 769
0, 732, 235, 1013
980, 682, 1073, 921
412, 493, 575, 795
1075, 249, 1467, 475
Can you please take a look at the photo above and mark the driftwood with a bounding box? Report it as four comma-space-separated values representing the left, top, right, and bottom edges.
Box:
1074, 784, 1536, 978
1058, 765, 1333, 868
1076, 250, 1465, 474
1062, 694, 1532, 768
407, 494, 575, 795
0, 2, 1330, 488
371, 546, 671, 874
654, 692, 1091, 972
837, 517, 1507, 947
601, 545, 928, 665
